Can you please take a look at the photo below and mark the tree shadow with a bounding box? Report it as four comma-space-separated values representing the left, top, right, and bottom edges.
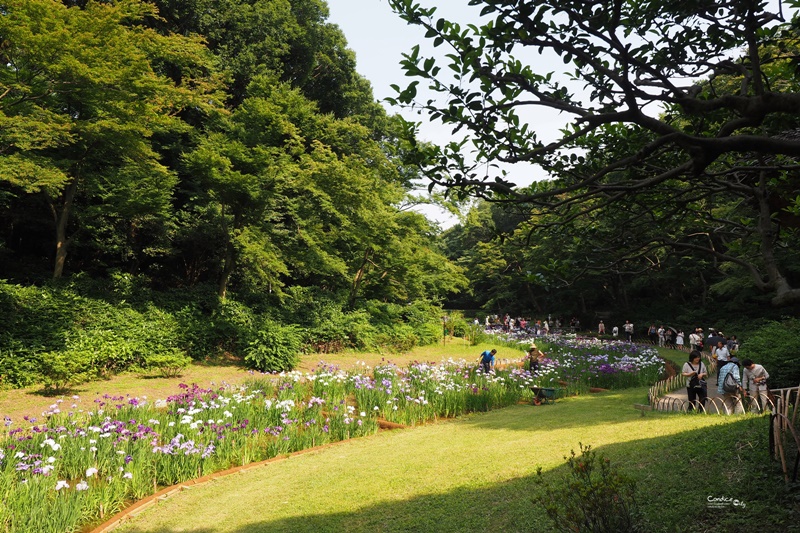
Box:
455, 390, 669, 433
119, 419, 795, 533
26, 385, 82, 398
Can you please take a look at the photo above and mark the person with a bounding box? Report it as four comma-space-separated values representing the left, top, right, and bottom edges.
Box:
712, 340, 731, 385
676, 330, 685, 350
598, 320, 605, 335
717, 357, 744, 414
727, 335, 739, 354
707, 329, 725, 348
479, 349, 496, 373
657, 325, 666, 347
612, 325, 619, 337
689, 327, 703, 352
648, 324, 657, 344
543, 320, 550, 334
623, 320, 634, 342
526, 345, 543, 374
742, 359, 771, 412
682, 351, 708, 411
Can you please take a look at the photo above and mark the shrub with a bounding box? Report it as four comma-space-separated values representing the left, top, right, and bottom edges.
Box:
375, 324, 418, 353
535, 444, 639, 533
39, 350, 93, 392
403, 300, 444, 345
302, 303, 353, 353
738, 318, 800, 389
340, 310, 378, 350
140, 350, 192, 378
245, 320, 302, 372
0, 345, 40, 388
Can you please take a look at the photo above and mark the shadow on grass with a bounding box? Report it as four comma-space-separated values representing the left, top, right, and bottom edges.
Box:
456, 389, 663, 433
26, 386, 80, 398
120, 418, 796, 533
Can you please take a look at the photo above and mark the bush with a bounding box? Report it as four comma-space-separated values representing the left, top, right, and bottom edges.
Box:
403, 300, 444, 345
140, 350, 192, 378
39, 350, 93, 392
375, 324, 418, 353
738, 318, 800, 389
535, 444, 639, 533
244, 320, 302, 372
0, 345, 40, 388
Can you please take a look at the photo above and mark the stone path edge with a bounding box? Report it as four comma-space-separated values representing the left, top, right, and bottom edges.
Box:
87, 419, 409, 533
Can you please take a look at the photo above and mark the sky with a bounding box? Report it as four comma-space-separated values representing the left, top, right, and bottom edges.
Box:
325, 1, 568, 227
324, 1, 510, 227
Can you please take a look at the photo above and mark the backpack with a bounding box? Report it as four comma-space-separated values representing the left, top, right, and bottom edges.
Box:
723, 371, 739, 393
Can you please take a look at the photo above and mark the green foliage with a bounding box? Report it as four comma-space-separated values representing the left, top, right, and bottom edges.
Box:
0, 280, 219, 385
39, 350, 92, 392
374, 324, 418, 353
739, 319, 800, 389
536, 444, 640, 533
402, 300, 444, 345
302, 304, 378, 353
139, 350, 192, 378
245, 320, 302, 372
0, 346, 39, 388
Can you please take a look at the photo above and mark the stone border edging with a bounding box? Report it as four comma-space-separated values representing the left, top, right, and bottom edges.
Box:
88, 419, 409, 533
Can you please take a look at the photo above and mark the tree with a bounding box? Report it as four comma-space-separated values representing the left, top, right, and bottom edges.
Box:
0, 0, 219, 278
387, 0, 800, 305
151, 0, 374, 115
182, 75, 466, 302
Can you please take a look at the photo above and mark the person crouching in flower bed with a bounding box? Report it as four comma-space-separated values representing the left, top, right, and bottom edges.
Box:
478, 349, 496, 373
682, 351, 708, 411
526, 345, 544, 375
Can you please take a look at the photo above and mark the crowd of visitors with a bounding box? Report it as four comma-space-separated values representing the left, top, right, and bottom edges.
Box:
478, 312, 772, 415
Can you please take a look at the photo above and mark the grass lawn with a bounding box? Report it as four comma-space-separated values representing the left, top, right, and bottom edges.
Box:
115, 387, 796, 533
0, 341, 505, 422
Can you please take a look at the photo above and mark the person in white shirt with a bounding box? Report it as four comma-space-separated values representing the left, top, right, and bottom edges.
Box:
742, 359, 771, 412
682, 351, 708, 410
712, 340, 731, 387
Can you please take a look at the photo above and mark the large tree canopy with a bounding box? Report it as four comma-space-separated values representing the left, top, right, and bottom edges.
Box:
0, 0, 220, 278
388, 0, 800, 306
0, 0, 466, 310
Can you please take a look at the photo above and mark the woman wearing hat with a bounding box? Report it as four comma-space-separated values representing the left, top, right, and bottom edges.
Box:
527, 345, 543, 374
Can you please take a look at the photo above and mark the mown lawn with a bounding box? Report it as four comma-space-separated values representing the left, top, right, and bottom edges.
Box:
115, 387, 797, 533
0, 340, 502, 422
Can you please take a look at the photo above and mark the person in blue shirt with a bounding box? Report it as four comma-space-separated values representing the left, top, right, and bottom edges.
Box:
717, 357, 743, 414
479, 349, 497, 373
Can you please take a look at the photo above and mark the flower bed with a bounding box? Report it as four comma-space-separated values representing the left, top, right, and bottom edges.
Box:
0, 362, 536, 532
521, 337, 665, 392
0, 343, 661, 532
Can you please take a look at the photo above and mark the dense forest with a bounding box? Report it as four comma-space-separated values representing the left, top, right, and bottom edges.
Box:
2, 0, 800, 389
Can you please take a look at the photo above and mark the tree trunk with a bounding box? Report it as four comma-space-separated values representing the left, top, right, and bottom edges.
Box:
524, 282, 542, 313
218, 238, 235, 300
753, 172, 800, 306
349, 248, 372, 309
618, 274, 630, 310
218, 209, 236, 300
52, 179, 79, 279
